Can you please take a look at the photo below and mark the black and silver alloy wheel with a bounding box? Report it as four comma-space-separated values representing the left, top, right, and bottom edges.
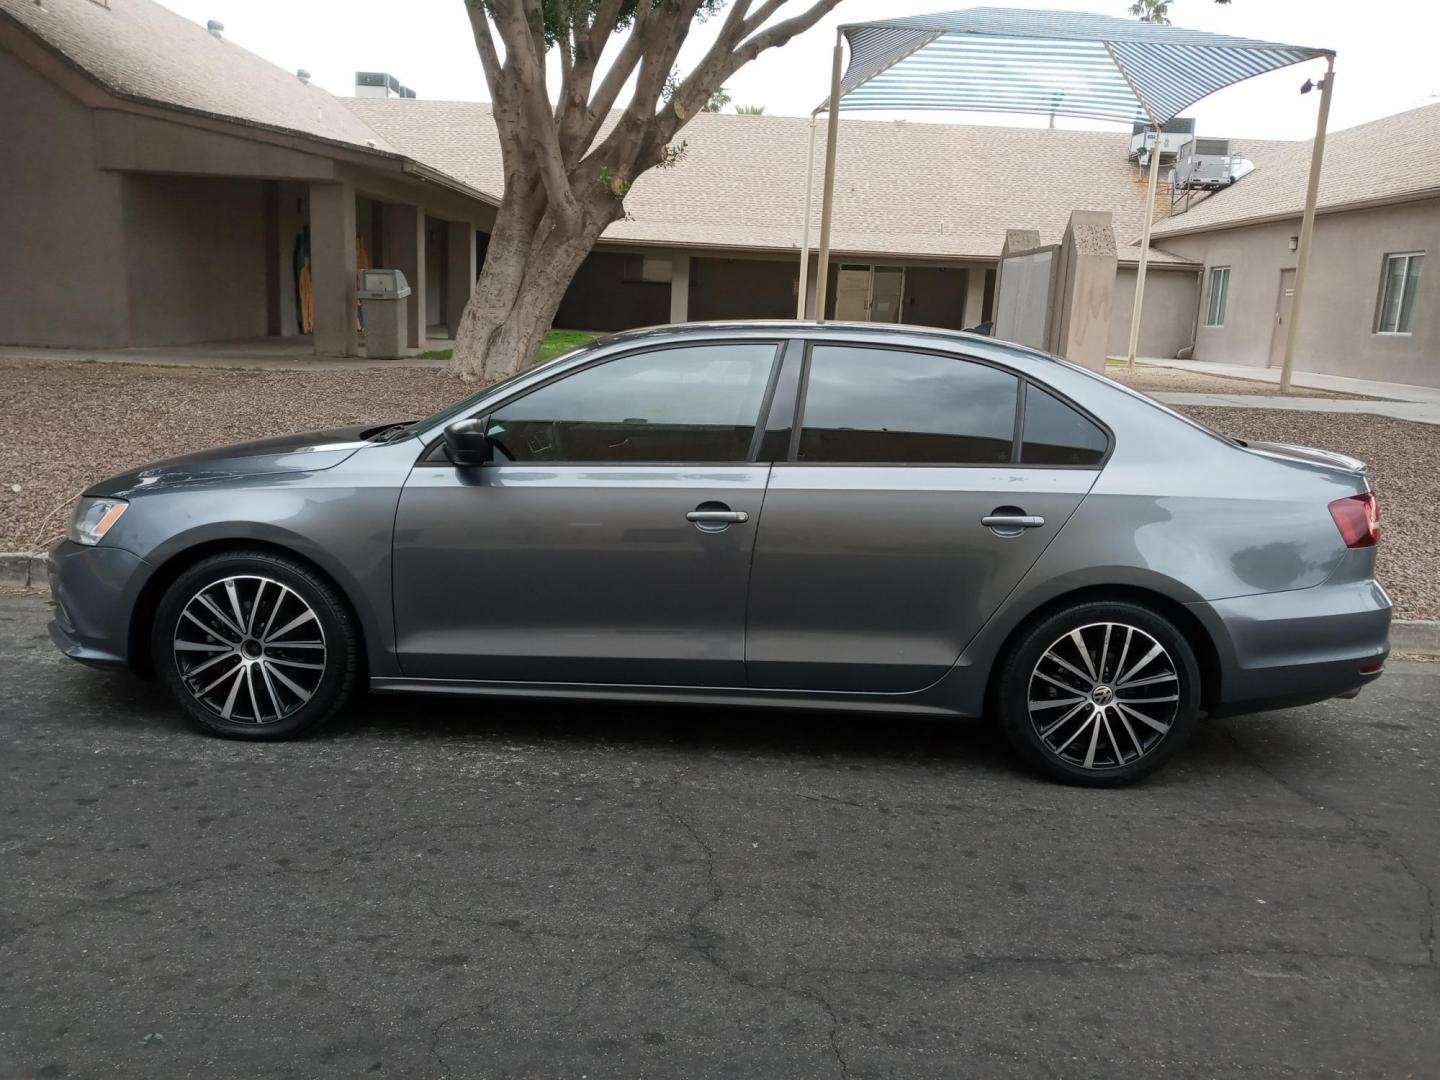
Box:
173, 575, 327, 724
997, 600, 1201, 786
153, 550, 359, 740
1027, 622, 1178, 770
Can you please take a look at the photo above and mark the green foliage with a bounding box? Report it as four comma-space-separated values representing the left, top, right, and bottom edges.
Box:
535, 329, 600, 361
706, 86, 732, 112
597, 164, 631, 198
416, 329, 598, 364
1128, 0, 1234, 22
735, 104, 765, 115
525, 0, 725, 48
1128, 0, 1171, 23
655, 140, 689, 168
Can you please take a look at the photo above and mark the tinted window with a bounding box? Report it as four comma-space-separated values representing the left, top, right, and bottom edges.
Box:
485, 344, 776, 463
797, 346, 1018, 464
1021, 386, 1107, 466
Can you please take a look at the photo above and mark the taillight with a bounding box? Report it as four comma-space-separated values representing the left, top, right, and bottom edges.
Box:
1329, 492, 1379, 548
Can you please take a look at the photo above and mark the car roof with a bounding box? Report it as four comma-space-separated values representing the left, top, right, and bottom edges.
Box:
588, 320, 1057, 363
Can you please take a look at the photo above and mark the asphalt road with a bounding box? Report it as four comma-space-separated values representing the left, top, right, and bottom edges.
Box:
2, 593, 1437, 1079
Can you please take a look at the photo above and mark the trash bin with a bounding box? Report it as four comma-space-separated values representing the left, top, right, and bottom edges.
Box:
357, 269, 412, 359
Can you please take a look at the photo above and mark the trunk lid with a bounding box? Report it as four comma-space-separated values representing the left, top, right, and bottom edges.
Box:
1237, 439, 1367, 478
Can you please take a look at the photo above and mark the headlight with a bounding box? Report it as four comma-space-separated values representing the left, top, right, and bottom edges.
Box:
67, 498, 128, 546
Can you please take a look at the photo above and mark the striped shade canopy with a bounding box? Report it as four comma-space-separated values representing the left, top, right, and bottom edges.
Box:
823, 8, 1331, 125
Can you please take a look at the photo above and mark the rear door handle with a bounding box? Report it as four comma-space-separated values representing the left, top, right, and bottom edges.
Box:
982, 514, 1045, 529
687, 510, 749, 524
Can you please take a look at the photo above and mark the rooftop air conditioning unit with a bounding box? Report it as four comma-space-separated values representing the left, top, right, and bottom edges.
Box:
1175, 137, 1240, 190
1129, 118, 1195, 163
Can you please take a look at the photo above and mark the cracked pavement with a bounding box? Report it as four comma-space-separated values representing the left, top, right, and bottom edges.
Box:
1, 593, 1438, 1078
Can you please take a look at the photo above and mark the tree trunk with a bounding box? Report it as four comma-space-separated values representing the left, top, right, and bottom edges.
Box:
451, 186, 617, 383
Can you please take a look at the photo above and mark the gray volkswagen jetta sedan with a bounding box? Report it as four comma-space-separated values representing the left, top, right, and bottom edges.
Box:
48, 323, 1390, 785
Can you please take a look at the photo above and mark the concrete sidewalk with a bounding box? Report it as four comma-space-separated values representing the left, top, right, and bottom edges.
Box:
1141, 358, 1440, 405
0, 337, 454, 371
1151, 391, 1440, 426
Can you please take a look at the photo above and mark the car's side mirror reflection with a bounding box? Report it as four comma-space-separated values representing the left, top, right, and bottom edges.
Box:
443, 418, 493, 466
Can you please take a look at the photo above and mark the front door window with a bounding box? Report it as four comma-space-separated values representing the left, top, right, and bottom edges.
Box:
485, 344, 777, 463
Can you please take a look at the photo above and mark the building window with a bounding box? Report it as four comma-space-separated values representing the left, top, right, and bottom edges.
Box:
1376, 252, 1424, 334
1204, 266, 1230, 327
622, 255, 672, 284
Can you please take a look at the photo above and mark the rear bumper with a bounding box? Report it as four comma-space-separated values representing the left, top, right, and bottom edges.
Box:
1189, 577, 1391, 718
47, 541, 153, 669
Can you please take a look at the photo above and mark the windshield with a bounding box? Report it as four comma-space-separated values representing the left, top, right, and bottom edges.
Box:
406, 340, 610, 435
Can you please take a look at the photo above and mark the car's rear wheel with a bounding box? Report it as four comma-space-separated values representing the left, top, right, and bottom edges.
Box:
152, 550, 360, 740
996, 601, 1202, 786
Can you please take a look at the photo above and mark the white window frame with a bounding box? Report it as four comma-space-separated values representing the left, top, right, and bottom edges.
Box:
1204, 266, 1230, 328
1375, 251, 1424, 335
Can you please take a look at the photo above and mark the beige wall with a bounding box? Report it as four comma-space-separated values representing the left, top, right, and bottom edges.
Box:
1161, 201, 1440, 386
0, 48, 129, 347
121, 174, 270, 346
1108, 266, 1202, 359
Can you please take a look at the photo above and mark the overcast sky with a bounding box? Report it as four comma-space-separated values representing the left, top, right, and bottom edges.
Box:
160, 0, 1439, 141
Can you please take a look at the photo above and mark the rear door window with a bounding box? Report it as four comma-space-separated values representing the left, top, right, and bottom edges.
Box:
796, 345, 1019, 464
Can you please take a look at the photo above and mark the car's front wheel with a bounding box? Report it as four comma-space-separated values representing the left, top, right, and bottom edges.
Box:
996, 600, 1202, 786
152, 550, 360, 739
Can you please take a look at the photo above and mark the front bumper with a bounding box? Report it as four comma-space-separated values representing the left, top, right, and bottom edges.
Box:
1190, 577, 1392, 718
47, 541, 154, 668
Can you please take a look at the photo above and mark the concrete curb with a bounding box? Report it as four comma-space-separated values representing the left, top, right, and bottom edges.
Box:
3, 549, 1436, 658
0, 552, 45, 589
1391, 620, 1440, 659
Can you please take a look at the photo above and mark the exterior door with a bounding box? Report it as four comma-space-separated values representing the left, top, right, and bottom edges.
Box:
744, 343, 1104, 693
1268, 268, 1296, 368
869, 266, 905, 323
392, 341, 781, 686
835, 266, 870, 321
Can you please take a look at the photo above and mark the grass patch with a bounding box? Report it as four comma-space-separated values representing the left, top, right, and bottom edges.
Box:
416, 329, 598, 364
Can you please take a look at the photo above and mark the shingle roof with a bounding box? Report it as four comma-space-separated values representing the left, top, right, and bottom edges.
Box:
0, 0, 393, 153
351, 98, 1259, 264
1154, 102, 1440, 237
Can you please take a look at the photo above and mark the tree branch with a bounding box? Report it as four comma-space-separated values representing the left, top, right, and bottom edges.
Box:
486, 0, 585, 230
465, 2, 505, 100
647, 0, 845, 159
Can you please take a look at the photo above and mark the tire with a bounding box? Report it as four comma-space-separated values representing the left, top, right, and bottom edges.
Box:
151, 549, 361, 740
995, 601, 1202, 787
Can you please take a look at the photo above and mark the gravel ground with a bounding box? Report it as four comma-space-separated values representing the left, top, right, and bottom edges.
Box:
0, 361, 470, 551
1105, 363, 1366, 399
3, 361, 1433, 618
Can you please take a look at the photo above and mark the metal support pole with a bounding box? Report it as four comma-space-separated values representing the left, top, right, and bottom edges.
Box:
813, 30, 844, 323
1126, 124, 1162, 370
1278, 55, 1335, 394
796, 116, 819, 319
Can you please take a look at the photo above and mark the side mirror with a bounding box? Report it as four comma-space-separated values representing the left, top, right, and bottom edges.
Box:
443, 418, 493, 466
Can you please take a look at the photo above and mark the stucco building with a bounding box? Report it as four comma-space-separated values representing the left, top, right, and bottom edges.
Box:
1, 0, 1436, 385
1153, 106, 1439, 388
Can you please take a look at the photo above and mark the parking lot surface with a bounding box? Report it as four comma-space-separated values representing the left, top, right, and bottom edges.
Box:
2, 593, 1437, 1078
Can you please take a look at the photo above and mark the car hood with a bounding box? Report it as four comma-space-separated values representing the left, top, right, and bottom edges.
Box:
85, 425, 378, 498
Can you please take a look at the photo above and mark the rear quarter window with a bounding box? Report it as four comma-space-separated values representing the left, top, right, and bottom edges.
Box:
1021, 385, 1107, 466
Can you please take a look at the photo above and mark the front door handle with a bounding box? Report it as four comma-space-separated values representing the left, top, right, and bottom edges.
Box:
982, 514, 1045, 529
687, 510, 749, 524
